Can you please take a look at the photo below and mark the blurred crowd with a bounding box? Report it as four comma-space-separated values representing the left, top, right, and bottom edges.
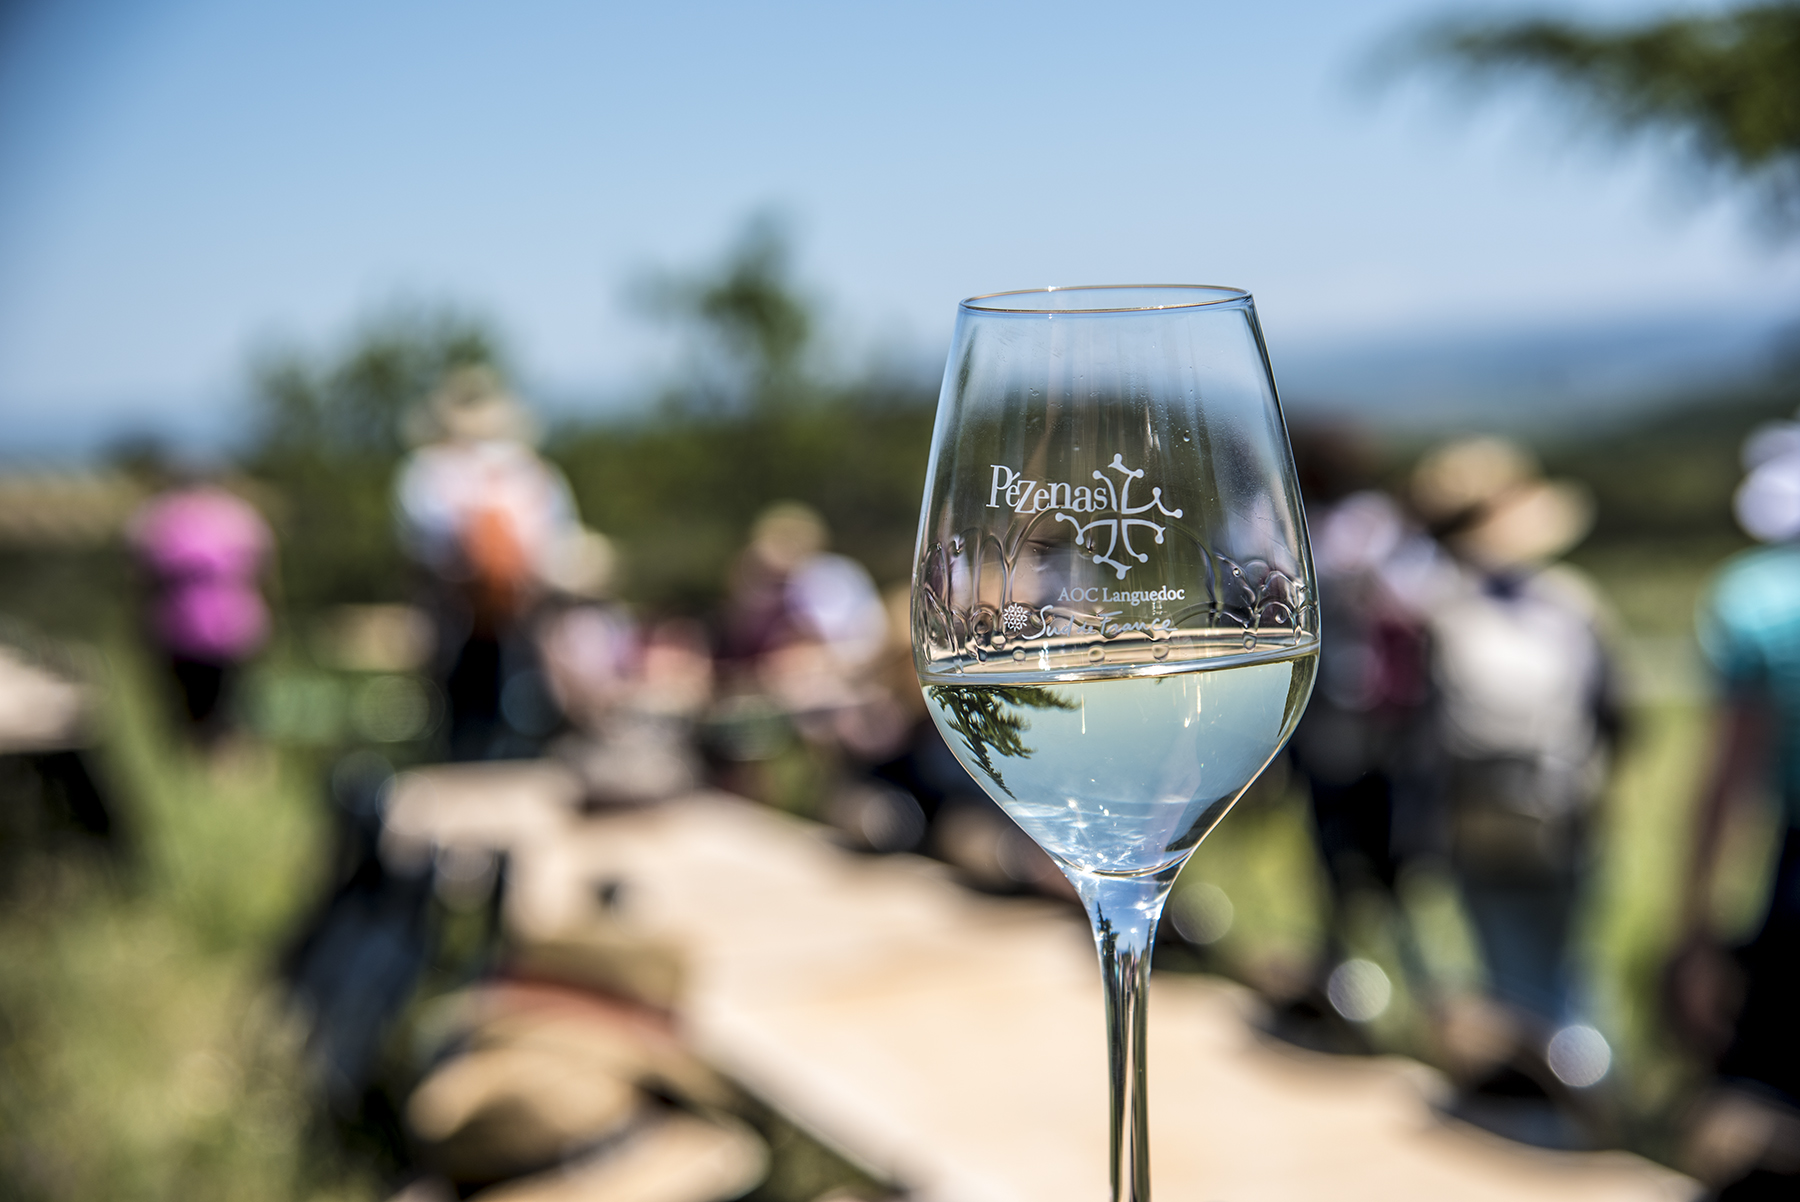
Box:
14, 363, 1800, 1200
1284, 431, 1621, 1132
1282, 420, 1800, 1198
1271, 418, 1800, 1200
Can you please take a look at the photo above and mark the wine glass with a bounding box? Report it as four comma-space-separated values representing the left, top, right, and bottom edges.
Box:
911, 285, 1318, 1201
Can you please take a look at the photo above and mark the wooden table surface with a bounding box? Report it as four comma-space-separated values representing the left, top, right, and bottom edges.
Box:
387, 766, 1697, 1202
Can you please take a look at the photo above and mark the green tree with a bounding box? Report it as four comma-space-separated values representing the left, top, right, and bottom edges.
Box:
553, 218, 936, 609
1404, 3, 1800, 226
634, 211, 816, 414
923, 685, 1077, 797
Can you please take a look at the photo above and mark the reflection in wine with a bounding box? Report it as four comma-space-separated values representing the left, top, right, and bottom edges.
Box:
926, 652, 1316, 877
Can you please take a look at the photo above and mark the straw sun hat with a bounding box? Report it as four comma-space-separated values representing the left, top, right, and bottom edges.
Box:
406, 364, 539, 446
1409, 436, 1594, 569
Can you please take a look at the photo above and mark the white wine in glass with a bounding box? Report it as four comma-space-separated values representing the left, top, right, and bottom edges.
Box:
911, 285, 1318, 1202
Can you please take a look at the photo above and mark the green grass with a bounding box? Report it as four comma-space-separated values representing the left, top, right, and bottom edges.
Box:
1568, 538, 1742, 639
0, 637, 378, 1202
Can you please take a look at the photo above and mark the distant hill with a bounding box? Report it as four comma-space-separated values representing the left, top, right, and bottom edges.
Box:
8, 301, 1800, 462
1279, 304, 1797, 435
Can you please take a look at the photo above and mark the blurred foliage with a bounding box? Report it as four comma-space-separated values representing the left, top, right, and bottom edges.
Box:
0, 639, 375, 1202
0, 546, 133, 644
632, 212, 815, 412
1546, 379, 1800, 541
555, 215, 934, 609
1406, 2, 1800, 226
549, 385, 933, 611
244, 307, 502, 611
0, 620, 878, 1201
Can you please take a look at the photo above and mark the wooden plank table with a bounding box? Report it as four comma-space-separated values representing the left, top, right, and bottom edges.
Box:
387, 768, 1696, 1202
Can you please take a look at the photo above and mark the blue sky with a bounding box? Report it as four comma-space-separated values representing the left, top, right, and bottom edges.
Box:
2, 0, 1793, 455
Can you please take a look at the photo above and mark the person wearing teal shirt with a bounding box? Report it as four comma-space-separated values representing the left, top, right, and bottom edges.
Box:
1674, 434, 1800, 1197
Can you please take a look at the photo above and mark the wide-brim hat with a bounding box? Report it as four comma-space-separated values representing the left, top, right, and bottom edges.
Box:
1410, 436, 1594, 568
1456, 478, 1594, 568
408, 364, 538, 445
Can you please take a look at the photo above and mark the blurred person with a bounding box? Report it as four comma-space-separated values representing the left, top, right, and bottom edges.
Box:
534, 528, 719, 727
855, 585, 1071, 895
282, 751, 442, 1117
128, 475, 273, 745
1410, 437, 1623, 1138
1277, 426, 1437, 1050
1669, 417, 1800, 1197
716, 501, 823, 668
395, 366, 578, 760
717, 502, 891, 725
718, 502, 884, 669
535, 526, 636, 730
534, 530, 711, 807
635, 618, 717, 718
712, 502, 909, 818
708, 503, 1074, 893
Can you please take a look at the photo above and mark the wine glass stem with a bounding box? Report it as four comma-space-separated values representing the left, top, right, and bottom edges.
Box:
1075, 870, 1177, 1202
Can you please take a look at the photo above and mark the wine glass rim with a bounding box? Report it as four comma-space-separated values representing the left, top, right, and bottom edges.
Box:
960, 284, 1250, 314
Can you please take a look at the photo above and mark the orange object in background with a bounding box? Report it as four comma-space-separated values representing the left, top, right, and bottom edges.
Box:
464, 503, 533, 629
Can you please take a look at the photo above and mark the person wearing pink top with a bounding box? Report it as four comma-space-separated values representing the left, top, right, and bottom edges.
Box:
129, 483, 273, 742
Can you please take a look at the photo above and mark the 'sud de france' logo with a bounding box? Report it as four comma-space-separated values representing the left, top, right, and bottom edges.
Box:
987, 454, 1182, 580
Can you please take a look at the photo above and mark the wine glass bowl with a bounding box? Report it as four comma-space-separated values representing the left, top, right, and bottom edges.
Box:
910, 284, 1318, 1200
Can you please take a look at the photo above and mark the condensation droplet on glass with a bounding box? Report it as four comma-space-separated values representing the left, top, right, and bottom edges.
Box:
1242, 634, 1257, 650
1153, 645, 1169, 660
1088, 647, 1105, 662
991, 634, 1006, 650
1012, 649, 1026, 662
